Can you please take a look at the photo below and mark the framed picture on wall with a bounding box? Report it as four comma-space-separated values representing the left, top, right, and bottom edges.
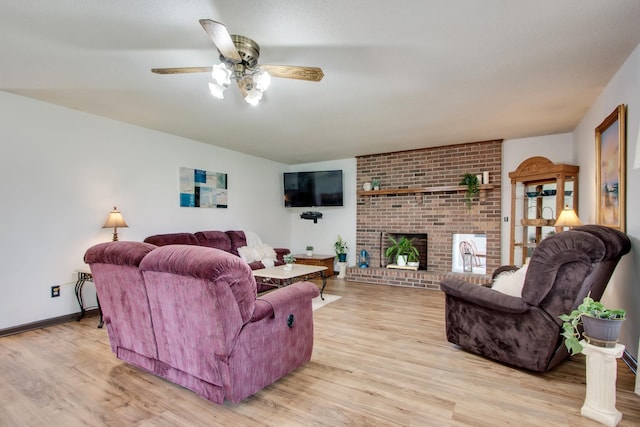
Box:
595, 104, 626, 231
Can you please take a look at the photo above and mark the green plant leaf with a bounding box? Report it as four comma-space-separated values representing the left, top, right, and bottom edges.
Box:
559, 292, 625, 356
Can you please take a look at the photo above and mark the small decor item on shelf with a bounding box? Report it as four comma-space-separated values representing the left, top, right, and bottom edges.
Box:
462, 249, 473, 272
358, 249, 370, 268
334, 235, 348, 262
306, 245, 314, 256
459, 173, 480, 209
372, 179, 380, 190
542, 189, 557, 196
283, 253, 296, 270
521, 206, 555, 226
560, 293, 626, 355
363, 182, 372, 191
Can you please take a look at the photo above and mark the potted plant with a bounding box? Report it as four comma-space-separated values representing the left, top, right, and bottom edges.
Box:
283, 253, 296, 270
407, 251, 420, 268
459, 173, 480, 209
372, 179, 380, 190
334, 236, 348, 262
306, 245, 314, 256
559, 293, 626, 355
385, 236, 419, 267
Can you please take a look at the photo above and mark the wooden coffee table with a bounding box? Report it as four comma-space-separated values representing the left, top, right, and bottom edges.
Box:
252, 264, 328, 300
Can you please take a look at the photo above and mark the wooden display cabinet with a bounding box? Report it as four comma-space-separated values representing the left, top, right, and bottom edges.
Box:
509, 157, 579, 266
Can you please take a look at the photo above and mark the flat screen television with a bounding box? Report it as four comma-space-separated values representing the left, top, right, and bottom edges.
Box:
284, 170, 343, 207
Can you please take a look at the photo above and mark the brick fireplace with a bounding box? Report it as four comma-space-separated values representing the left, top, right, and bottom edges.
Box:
347, 140, 502, 290
380, 232, 428, 269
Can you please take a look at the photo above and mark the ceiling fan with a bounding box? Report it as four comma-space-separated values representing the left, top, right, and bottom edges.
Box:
152, 19, 324, 105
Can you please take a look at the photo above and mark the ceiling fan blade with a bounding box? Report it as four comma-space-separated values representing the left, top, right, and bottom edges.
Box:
261, 65, 324, 82
151, 67, 212, 74
199, 19, 242, 63
237, 79, 248, 98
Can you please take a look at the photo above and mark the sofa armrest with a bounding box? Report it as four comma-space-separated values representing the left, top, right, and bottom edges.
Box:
440, 277, 530, 314
251, 281, 319, 322
252, 299, 274, 321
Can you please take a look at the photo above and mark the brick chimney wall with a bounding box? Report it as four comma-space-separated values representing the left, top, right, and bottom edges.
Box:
352, 140, 503, 288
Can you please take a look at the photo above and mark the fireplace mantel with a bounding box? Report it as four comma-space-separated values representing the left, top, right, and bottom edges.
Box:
357, 184, 495, 197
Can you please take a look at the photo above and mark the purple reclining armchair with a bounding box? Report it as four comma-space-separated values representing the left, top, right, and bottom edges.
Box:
85, 241, 319, 404
440, 225, 631, 372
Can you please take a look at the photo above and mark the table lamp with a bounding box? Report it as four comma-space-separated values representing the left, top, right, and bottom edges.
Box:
102, 206, 128, 241
555, 205, 582, 230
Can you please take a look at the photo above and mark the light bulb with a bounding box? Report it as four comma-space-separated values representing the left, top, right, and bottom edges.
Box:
211, 63, 232, 86
208, 82, 226, 99
253, 69, 271, 92
244, 89, 263, 106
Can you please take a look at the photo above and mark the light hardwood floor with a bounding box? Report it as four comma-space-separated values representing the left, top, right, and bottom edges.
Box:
1, 279, 639, 426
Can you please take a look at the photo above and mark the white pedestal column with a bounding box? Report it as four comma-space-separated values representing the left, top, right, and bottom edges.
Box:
337, 262, 347, 279
580, 341, 625, 427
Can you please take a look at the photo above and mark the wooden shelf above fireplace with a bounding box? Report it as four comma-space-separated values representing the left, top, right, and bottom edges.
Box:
357, 184, 495, 197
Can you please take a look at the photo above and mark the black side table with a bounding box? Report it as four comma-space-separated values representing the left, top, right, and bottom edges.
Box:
74, 269, 103, 328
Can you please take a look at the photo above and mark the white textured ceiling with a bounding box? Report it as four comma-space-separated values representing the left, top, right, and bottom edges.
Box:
2, 1, 640, 164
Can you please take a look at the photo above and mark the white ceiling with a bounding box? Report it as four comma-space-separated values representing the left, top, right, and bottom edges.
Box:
2, 1, 640, 164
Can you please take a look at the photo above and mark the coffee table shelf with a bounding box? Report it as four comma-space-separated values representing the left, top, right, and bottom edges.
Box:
253, 264, 328, 300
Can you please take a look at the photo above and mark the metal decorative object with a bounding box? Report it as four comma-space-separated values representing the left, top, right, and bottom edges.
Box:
358, 250, 369, 268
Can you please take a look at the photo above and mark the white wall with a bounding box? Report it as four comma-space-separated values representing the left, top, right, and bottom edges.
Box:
0, 91, 289, 330
500, 133, 574, 264
287, 159, 358, 267
572, 41, 640, 359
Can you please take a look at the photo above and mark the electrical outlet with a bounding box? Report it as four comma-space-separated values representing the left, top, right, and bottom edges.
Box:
51, 285, 60, 298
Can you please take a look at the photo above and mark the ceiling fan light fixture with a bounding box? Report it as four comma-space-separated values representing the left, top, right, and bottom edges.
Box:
153, 20, 324, 106
244, 89, 263, 106
211, 63, 232, 85
208, 82, 227, 99
253, 68, 271, 92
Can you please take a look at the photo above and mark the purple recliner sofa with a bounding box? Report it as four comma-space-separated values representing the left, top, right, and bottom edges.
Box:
143, 230, 289, 292
84, 241, 319, 404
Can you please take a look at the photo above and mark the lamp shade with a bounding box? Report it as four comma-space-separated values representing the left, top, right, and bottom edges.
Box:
103, 206, 128, 229
555, 205, 582, 228
103, 206, 128, 241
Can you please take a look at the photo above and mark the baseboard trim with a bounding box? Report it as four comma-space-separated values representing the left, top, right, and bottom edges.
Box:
623, 349, 637, 375
0, 309, 99, 337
